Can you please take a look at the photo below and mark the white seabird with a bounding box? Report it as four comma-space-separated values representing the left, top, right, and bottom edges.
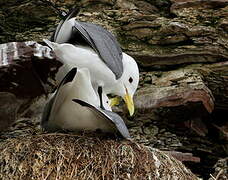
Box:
45, 8, 139, 116
44, 39, 139, 116
41, 67, 131, 139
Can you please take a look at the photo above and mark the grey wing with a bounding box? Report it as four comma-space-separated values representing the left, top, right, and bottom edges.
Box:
71, 21, 96, 49
41, 93, 61, 132
41, 95, 55, 128
101, 110, 131, 139
72, 21, 123, 79
72, 99, 131, 139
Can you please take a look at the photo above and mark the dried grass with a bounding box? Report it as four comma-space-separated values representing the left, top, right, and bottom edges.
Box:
0, 132, 197, 180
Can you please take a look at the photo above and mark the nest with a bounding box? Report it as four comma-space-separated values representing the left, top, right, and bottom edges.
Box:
0, 133, 197, 180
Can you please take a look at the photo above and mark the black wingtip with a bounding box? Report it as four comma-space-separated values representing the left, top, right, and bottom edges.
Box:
72, 99, 85, 105
56, 67, 77, 91
72, 99, 94, 108
63, 7, 80, 20
63, 67, 77, 85
52, 7, 80, 42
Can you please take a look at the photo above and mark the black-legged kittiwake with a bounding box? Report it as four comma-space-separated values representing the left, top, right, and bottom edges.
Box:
43, 9, 139, 116
41, 67, 131, 139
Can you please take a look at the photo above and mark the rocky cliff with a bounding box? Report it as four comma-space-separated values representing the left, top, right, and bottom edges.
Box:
0, 0, 227, 179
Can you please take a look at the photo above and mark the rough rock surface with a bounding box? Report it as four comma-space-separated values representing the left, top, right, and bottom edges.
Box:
0, 41, 61, 117
0, 92, 19, 131
208, 157, 228, 180
135, 68, 214, 113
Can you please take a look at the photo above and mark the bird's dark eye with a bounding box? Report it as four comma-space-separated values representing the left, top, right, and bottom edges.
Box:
129, 77, 133, 83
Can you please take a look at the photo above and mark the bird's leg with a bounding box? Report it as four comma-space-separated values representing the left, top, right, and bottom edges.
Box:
98, 86, 105, 110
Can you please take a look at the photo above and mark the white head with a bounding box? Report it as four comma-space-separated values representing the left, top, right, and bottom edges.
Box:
113, 53, 139, 116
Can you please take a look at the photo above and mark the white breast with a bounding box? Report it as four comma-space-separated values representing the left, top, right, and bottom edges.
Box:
48, 101, 114, 132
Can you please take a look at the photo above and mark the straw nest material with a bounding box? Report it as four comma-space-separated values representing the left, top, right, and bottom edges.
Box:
0, 133, 197, 180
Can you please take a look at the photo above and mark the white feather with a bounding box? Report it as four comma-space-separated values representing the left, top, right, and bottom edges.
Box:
46, 68, 114, 132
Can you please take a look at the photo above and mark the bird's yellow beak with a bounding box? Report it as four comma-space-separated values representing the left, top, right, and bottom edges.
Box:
123, 90, 134, 116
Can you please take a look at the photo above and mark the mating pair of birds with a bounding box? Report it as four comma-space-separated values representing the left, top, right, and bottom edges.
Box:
41, 9, 139, 139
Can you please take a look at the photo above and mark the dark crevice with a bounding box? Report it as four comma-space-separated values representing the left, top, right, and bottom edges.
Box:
152, 104, 227, 179
144, 0, 173, 18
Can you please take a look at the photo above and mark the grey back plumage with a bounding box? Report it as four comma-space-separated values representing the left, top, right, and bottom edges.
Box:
72, 21, 123, 79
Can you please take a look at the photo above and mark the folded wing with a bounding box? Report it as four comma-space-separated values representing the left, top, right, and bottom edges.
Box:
72, 99, 131, 139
